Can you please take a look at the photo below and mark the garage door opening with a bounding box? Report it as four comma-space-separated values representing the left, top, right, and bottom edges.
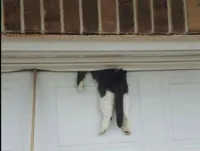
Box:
2, 69, 200, 151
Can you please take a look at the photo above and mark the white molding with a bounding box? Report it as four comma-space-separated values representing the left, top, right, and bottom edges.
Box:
1, 35, 200, 72
2, 35, 200, 41
2, 41, 200, 51
2, 62, 200, 72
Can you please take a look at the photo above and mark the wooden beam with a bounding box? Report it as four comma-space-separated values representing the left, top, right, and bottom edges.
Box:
30, 69, 37, 151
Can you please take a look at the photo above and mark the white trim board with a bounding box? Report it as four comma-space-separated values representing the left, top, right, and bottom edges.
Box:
2, 35, 200, 51
2, 35, 200, 72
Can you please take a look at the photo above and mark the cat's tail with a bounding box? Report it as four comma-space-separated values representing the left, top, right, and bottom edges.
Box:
114, 85, 124, 128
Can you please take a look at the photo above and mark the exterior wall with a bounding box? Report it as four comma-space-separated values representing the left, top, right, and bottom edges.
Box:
1, 35, 200, 72
1, 35, 200, 151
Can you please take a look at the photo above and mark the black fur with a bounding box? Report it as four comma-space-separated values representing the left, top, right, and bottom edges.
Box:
77, 71, 87, 86
77, 69, 128, 128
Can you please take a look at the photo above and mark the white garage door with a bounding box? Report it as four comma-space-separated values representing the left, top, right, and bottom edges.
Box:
1, 72, 33, 151
2, 70, 200, 151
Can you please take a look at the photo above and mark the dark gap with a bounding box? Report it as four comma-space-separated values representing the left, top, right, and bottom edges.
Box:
101, 0, 117, 33
3, 0, 21, 31
24, 0, 41, 32
186, 0, 200, 33
82, 0, 98, 34
154, 0, 168, 33
43, 0, 61, 33
137, 0, 151, 33
63, 0, 80, 33
118, 0, 134, 34
171, 0, 185, 33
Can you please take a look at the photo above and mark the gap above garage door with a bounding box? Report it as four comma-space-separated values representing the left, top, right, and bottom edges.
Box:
1, 35, 200, 72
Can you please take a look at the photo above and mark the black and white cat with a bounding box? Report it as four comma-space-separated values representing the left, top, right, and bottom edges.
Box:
77, 69, 131, 135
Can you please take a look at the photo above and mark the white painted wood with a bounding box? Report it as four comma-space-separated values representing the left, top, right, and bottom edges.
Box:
97, 0, 102, 34
115, 0, 120, 34
167, 0, 172, 33
35, 70, 200, 151
133, 0, 138, 33
183, 0, 189, 33
159, 70, 200, 151
2, 61, 200, 73
39, 0, 45, 33
59, 0, 64, 33
2, 35, 200, 72
1, 0, 5, 32
139, 70, 200, 151
2, 49, 200, 72
20, 0, 25, 33
2, 37, 200, 51
34, 72, 143, 151
78, 0, 83, 34
1, 72, 33, 151
150, 0, 154, 33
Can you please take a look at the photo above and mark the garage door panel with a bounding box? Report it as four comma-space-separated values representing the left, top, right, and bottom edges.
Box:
37, 72, 77, 88
38, 72, 136, 89
138, 76, 167, 151
163, 70, 200, 83
1, 72, 33, 151
160, 72, 200, 151
2, 88, 20, 151
56, 87, 100, 146
35, 70, 200, 151
58, 143, 141, 151
38, 72, 95, 89
170, 83, 200, 140
35, 72, 143, 151
57, 86, 142, 146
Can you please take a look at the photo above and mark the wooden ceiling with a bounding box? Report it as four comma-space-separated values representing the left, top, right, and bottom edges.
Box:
2, 0, 200, 35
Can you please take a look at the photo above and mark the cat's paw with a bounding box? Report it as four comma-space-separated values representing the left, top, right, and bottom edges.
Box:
122, 126, 131, 135
99, 129, 107, 135
99, 127, 109, 135
78, 81, 84, 91
99, 124, 110, 135
123, 129, 131, 135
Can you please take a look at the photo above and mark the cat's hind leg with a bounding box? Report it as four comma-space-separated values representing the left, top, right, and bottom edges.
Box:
122, 93, 131, 135
78, 81, 84, 91
77, 71, 87, 91
99, 90, 114, 135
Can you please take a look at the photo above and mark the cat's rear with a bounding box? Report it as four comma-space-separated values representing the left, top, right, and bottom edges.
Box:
77, 71, 88, 90
77, 69, 130, 135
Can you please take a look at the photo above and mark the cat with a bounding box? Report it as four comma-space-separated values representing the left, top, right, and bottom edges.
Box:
77, 69, 131, 135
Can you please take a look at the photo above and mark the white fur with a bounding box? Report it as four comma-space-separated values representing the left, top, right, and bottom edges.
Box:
122, 93, 131, 135
123, 93, 130, 116
78, 81, 84, 91
99, 90, 114, 135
